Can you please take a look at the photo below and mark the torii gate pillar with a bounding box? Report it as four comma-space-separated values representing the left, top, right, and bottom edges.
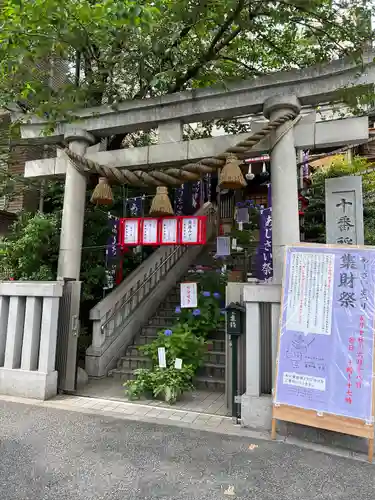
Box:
263, 95, 301, 284
57, 128, 95, 280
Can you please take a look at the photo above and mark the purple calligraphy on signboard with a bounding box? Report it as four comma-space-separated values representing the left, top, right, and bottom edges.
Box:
127, 196, 143, 217
303, 150, 309, 180
192, 180, 201, 210
104, 214, 119, 291
175, 184, 184, 215
256, 207, 273, 281
275, 245, 375, 422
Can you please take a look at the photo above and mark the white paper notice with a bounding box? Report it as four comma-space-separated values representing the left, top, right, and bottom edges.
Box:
174, 358, 182, 370
282, 372, 326, 391
180, 282, 198, 308
216, 236, 231, 256
158, 347, 166, 368
142, 219, 158, 245
124, 220, 139, 245
161, 218, 178, 244
181, 218, 199, 243
286, 252, 334, 335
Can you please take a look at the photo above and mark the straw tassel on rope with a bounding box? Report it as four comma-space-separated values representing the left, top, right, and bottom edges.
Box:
149, 186, 174, 216
219, 153, 247, 189
63, 112, 297, 189
90, 177, 113, 205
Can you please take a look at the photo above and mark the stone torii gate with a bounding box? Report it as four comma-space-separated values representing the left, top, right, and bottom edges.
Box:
19, 52, 374, 288
8, 51, 374, 410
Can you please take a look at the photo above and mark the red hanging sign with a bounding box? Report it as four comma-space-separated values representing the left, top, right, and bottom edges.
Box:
160, 217, 179, 245
179, 216, 206, 245
119, 216, 207, 246
119, 218, 141, 246
141, 218, 159, 245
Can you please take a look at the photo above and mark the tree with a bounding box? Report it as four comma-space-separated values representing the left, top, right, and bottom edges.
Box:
303, 156, 375, 245
0, 180, 142, 302
0, 0, 372, 143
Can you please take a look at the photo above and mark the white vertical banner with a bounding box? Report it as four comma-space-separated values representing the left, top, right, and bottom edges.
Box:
180, 282, 198, 308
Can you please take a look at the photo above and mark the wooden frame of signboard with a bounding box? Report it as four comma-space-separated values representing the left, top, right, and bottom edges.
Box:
271, 242, 375, 463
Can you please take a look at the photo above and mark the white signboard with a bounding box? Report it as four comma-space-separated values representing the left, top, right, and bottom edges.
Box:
181, 218, 199, 244
123, 220, 139, 245
161, 218, 178, 244
142, 219, 158, 245
158, 347, 166, 368
174, 358, 182, 370
216, 236, 231, 256
325, 176, 364, 245
285, 251, 334, 336
180, 282, 198, 308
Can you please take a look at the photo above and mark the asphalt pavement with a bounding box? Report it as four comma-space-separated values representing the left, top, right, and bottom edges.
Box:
0, 400, 374, 499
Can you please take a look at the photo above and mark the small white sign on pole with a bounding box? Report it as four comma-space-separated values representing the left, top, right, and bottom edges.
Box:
174, 358, 182, 370
158, 347, 166, 368
180, 282, 198, 308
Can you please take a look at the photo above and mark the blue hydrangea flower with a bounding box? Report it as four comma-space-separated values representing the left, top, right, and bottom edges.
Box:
202, 291, 211, 297
193, 309, 201, 316
175, 306, 181, 314
164, 329, 173, 336
213, 292, 221, 299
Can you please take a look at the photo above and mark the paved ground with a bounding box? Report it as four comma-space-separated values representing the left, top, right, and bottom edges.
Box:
76, 379, 229, 416
1, 400, 375, 499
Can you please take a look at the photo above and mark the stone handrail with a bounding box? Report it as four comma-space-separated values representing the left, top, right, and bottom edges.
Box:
89, 202, 217, 348
0, 280, 64, 399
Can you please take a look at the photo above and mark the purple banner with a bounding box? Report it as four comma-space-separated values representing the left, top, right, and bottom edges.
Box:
303, 150, 309, 179
192, 180, 201, 210
275, 245, 375, 422
175, 184, 184, 215
267, 183, 272, 209
104, 214, 119, 291
127, 197, 143, 217
106, 215, 119, 260
256, 207, 273, 281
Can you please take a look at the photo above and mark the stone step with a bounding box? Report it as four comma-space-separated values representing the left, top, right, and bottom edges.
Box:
194, 376, 225, 392
109, 368, 225, 392
141, 323, 225, 338
197, 364, 225, 380
153, 309, 180, 318
118, 351, 225, 370
134, 335, 225, 353
125, 346, 225, 365
117, 357, 225, 379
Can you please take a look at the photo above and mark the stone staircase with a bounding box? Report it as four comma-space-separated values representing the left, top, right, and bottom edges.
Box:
108, 283, 226, 392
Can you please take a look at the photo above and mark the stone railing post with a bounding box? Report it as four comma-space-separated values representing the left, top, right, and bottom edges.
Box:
263, 95, 301, 285
0, 281, 64, 400
241, 283, 281, 430
58, 127, 95, 280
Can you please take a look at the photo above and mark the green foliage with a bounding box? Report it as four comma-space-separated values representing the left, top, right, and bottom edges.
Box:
124, 366, 194, 404
0, 212, 59, 280
149, 366, 195, 403
124, 269, 226, 402
0, 0, 372, 121
140, 323, 207, 371
124, 368, 154, 400
304, 156, 375, 245
0, 178, 143, 303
